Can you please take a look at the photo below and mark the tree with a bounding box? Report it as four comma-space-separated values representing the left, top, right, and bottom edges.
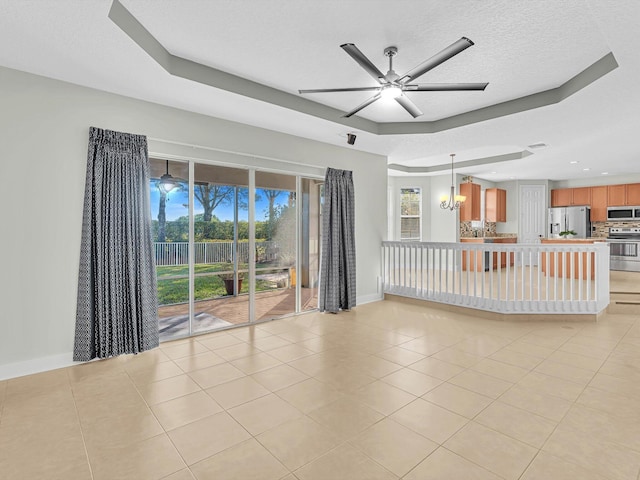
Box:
272, 203, 296, 266
262, 189, 284, 240
157, 190, 168, 242
194, 184, 234, 222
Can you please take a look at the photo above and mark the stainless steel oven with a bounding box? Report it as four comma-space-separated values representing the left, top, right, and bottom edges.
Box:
607, 227, 640, 272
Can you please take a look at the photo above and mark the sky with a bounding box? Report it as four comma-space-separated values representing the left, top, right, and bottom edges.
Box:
149, 185, 288, 222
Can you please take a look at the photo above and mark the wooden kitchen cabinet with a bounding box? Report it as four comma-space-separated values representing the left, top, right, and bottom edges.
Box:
493, 237, 516, 268
552, 182, 640, 215
608, 184, 627, 206
551, 187, 590, 207
590, 186, 608, 222
485, 188, 507, 222
571, 187, 591, 205
540, 239, 596, 280
459, 183, 481, 221
461, 237, 517, 270
551, 188, 573, 206
460, 238, 486, 271
626, 183, 640, 205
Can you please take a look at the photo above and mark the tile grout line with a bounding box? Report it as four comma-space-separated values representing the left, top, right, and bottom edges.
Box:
67, 370, 96, 480
514, 319, 634, 480
125, 359, 194, 479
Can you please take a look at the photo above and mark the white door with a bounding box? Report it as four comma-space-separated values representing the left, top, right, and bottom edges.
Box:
519, 185, 546, 265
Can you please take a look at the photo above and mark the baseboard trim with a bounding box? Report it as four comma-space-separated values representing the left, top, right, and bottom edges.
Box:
384, 294, 602, 322
357, 292, 384, 306
0, 352, 75, 381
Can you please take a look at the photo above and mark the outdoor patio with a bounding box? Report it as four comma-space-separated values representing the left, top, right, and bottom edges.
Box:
158, 287, 318, 341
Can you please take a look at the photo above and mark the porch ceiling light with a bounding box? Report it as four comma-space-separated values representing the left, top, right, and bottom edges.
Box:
440, 153, 466, 211
159, 159, 178, 193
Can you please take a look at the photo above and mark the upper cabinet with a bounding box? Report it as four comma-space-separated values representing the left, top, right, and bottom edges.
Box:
571, 187, 591, 205
550, 187, 590, 206
627, 183, 640, 205
552, 182, 640, 217
551, 188, 572, 207
590, 186, 607, 222
608, 184, 626, 206
485, 188, 507, 222
459, 182, 481, 221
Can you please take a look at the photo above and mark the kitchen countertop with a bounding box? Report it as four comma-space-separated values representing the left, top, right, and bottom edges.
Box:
540, 238, 601, 243
460, 236, 517, 240
460, 237, 518, 244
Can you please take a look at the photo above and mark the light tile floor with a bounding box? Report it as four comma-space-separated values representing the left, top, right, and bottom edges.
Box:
1, 299, 640, 479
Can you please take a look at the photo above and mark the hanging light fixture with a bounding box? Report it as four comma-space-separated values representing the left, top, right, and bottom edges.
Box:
440, 153, 466, 210
158, 160, 178, 193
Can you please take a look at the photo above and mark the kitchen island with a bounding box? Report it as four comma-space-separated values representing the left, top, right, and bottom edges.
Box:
460, 237, 517, 271
540, 238, 601, 279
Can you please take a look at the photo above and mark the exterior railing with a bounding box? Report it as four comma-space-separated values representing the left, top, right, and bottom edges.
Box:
154, 241, 278, 266
381, 241, 610, 315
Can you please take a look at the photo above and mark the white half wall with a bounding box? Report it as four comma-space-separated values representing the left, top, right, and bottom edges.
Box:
0, 66, 387, 377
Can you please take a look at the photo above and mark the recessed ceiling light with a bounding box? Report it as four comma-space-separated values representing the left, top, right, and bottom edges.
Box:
509, 176, 515, 179
583, 168, 590, 171
601, 172, 609, 175
570, 161, 579, 164
491, 171, 497, 174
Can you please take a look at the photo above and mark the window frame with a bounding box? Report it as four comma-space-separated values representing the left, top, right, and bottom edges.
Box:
399, 187, 422, 241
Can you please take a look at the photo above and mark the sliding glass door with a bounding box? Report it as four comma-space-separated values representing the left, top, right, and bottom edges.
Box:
254, 172, 297, 321
301, 178, 322, 312
192, 163, 249, 332
150, 158, 321, 341
150, 159, 191, 340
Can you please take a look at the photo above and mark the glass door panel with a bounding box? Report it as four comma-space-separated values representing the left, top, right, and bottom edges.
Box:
150, 158, 190, 342
301, 178, 322, 311
255, 172, 297, 320
193, 163, 249, 332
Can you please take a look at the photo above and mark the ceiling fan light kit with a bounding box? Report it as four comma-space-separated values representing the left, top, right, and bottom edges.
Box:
299, 38, 488, 118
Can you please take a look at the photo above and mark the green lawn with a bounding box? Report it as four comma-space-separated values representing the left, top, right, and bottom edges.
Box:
156, 263, 291, 305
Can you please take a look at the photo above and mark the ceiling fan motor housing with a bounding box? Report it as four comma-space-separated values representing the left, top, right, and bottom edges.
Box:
384, 46, 398, 57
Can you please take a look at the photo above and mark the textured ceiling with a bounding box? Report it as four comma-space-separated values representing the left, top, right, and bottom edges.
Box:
0, 0, 639, 181
124, 0, 610, 123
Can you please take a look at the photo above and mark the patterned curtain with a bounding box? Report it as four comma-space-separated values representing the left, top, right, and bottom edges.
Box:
74, 127, 159, 361
319, 168, 356, 313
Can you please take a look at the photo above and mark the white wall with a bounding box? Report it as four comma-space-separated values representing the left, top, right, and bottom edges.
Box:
429, 174, 461, 242
0, 66, 388, 377
387, 176, 432, 241
387, 175, 478, 243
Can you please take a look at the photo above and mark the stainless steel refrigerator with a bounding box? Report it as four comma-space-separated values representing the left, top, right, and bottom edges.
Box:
548, 206, 591, 238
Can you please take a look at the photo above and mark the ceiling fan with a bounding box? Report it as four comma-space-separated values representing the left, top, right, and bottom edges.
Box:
298, 38, 488, 118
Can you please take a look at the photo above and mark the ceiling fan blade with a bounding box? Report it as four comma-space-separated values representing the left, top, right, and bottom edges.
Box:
398, 37, 474, 84
340, 43, 386, 84
403, 82, 488, 91
395, 95, 423, 118
342, 93, 382, 118
298, 87, 382, 94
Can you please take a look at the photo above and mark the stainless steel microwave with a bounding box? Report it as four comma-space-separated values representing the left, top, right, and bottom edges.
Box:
607, 206, 640, 221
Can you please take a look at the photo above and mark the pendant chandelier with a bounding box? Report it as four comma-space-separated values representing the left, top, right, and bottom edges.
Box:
440, 153, 466, 210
